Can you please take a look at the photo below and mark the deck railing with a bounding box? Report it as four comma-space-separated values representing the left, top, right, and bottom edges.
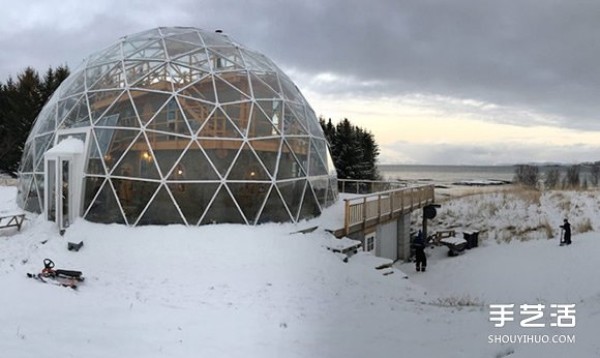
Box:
343, 184, 435, 235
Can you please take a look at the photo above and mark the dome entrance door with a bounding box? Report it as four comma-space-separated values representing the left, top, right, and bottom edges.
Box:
44, 130, 88, 234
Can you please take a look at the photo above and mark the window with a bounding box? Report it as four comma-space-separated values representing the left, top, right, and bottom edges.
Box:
166, 100, 177, 122
364, 233, 376, 252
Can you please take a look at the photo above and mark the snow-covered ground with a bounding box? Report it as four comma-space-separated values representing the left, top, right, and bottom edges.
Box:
1, 185, 599, 357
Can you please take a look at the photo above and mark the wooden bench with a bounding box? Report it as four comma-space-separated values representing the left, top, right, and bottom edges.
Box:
429, 230, 456, 245
0, 212, 26, 232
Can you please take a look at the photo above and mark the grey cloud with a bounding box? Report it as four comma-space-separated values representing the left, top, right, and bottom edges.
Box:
2, 0, 600, 131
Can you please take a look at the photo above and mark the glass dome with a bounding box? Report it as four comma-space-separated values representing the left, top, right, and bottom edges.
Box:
17, 27, 338, 226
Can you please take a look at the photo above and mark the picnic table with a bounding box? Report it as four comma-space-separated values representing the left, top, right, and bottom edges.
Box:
0, 212, 26, 232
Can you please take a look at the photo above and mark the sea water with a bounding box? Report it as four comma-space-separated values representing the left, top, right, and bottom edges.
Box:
379, 164, 595, 187
379, 165, 514, 185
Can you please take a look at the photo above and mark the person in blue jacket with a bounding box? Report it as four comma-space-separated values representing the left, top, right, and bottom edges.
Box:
413, 230, 427, 272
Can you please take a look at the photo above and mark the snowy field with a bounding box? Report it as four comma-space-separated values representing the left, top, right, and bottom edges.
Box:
1, 185, 600, 357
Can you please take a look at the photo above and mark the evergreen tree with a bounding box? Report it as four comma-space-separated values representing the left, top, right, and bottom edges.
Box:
320, 117, 381, 181
0, 65, 69, 176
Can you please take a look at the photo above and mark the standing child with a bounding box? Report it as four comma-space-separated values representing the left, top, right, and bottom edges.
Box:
413, 230, 427, 272
560, 219, 572, 245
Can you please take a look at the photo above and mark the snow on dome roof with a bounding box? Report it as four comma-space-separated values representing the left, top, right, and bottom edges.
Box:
17, 27, 338, 226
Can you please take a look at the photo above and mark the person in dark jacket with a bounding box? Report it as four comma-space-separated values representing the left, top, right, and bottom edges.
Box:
413, 230, 427, 272
560, 219, 571, 245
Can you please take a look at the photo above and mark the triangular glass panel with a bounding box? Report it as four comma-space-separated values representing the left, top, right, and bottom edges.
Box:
137, 185, 185, 225
309, 178, 329, 208
87, 90, 125, 123
167, 141, 219, 180
86, 62, 120, 91
326, 179, 337, 206
149, 136, 190, 180
94, 128, 140, 174
172, 49, 212, 71
82, 177, 107, 218
308, 140, 328, 176
228, 182, 271, 224
325, 149, 337, 176
248, 138, 281, 176
208, 48, 244, 71
167, 63, 209, 91
257, 186, 294, 224
88, 62, 125, 91
34, 173, 45, 211
248, 102, 280, 137
169, 182, 219, 226
59, 70, 86, 98
305, 108, 326, 139
219, 71, 251, 97
34, 135, 55, 173
167, 31, 203, 46
127, 39, 166, 60
122, 38, 154, 58
124, 60, 164, 86
227, 144, 270, 180
35, 103, 58, 134
165, 38, 200, 60
277, 180, 306, 221
88, 43, 122, 66
33, 133, 54, 166
279, 75, 301, 102
59, 96, 91, 129
126, 28, 162, 42
282, 137, 309, 176
86, 132, 107, 175
199, 31, 231, 48
312, 139, 328, 166
197, 107, 242, 138
200, 139, 242, 177
20, 150, 34, 173
112, 178, 159, 225
298, 185, 321, 220
130, 90, 172, 125
249, 73, 281, 99
199, 185, 246, 225
57, 95, 83, 124
94, 92, 140, 128
241, 50, 275, 72
214, 76, 250, 104
145, 96, 191, 136
283, 104, 309, 136
253, 72, 281, 95
129, 64, 173, 93
159, 27, 194, 37
113, 133, 161, 179
178, 96, 214, 133
178, 75, 215, 102
84, 179, 126, 224
221, 102, 251, 136
24, 175, 41, 213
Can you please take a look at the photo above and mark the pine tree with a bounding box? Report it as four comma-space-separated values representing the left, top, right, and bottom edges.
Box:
0, 65, 69, 176
320, 117, 381, 181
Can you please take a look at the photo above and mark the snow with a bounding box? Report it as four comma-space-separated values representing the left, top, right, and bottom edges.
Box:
439, 236, 467, 246
1, 183, 600, 357
45, 137, 84, 154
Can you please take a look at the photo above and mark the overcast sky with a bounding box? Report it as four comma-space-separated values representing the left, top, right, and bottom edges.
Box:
1, 0, 599, 165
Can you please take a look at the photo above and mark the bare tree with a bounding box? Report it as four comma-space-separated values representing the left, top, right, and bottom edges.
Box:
591, 161, 600, 187
544, 167, 560, 189
566, 165, 581, 188
514, 165, 539, 188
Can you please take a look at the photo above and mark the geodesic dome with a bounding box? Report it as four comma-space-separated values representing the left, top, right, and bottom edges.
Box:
17, 27, 338, 226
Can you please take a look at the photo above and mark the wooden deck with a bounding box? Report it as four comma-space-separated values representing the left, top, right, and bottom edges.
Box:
333, 184, 435, 237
